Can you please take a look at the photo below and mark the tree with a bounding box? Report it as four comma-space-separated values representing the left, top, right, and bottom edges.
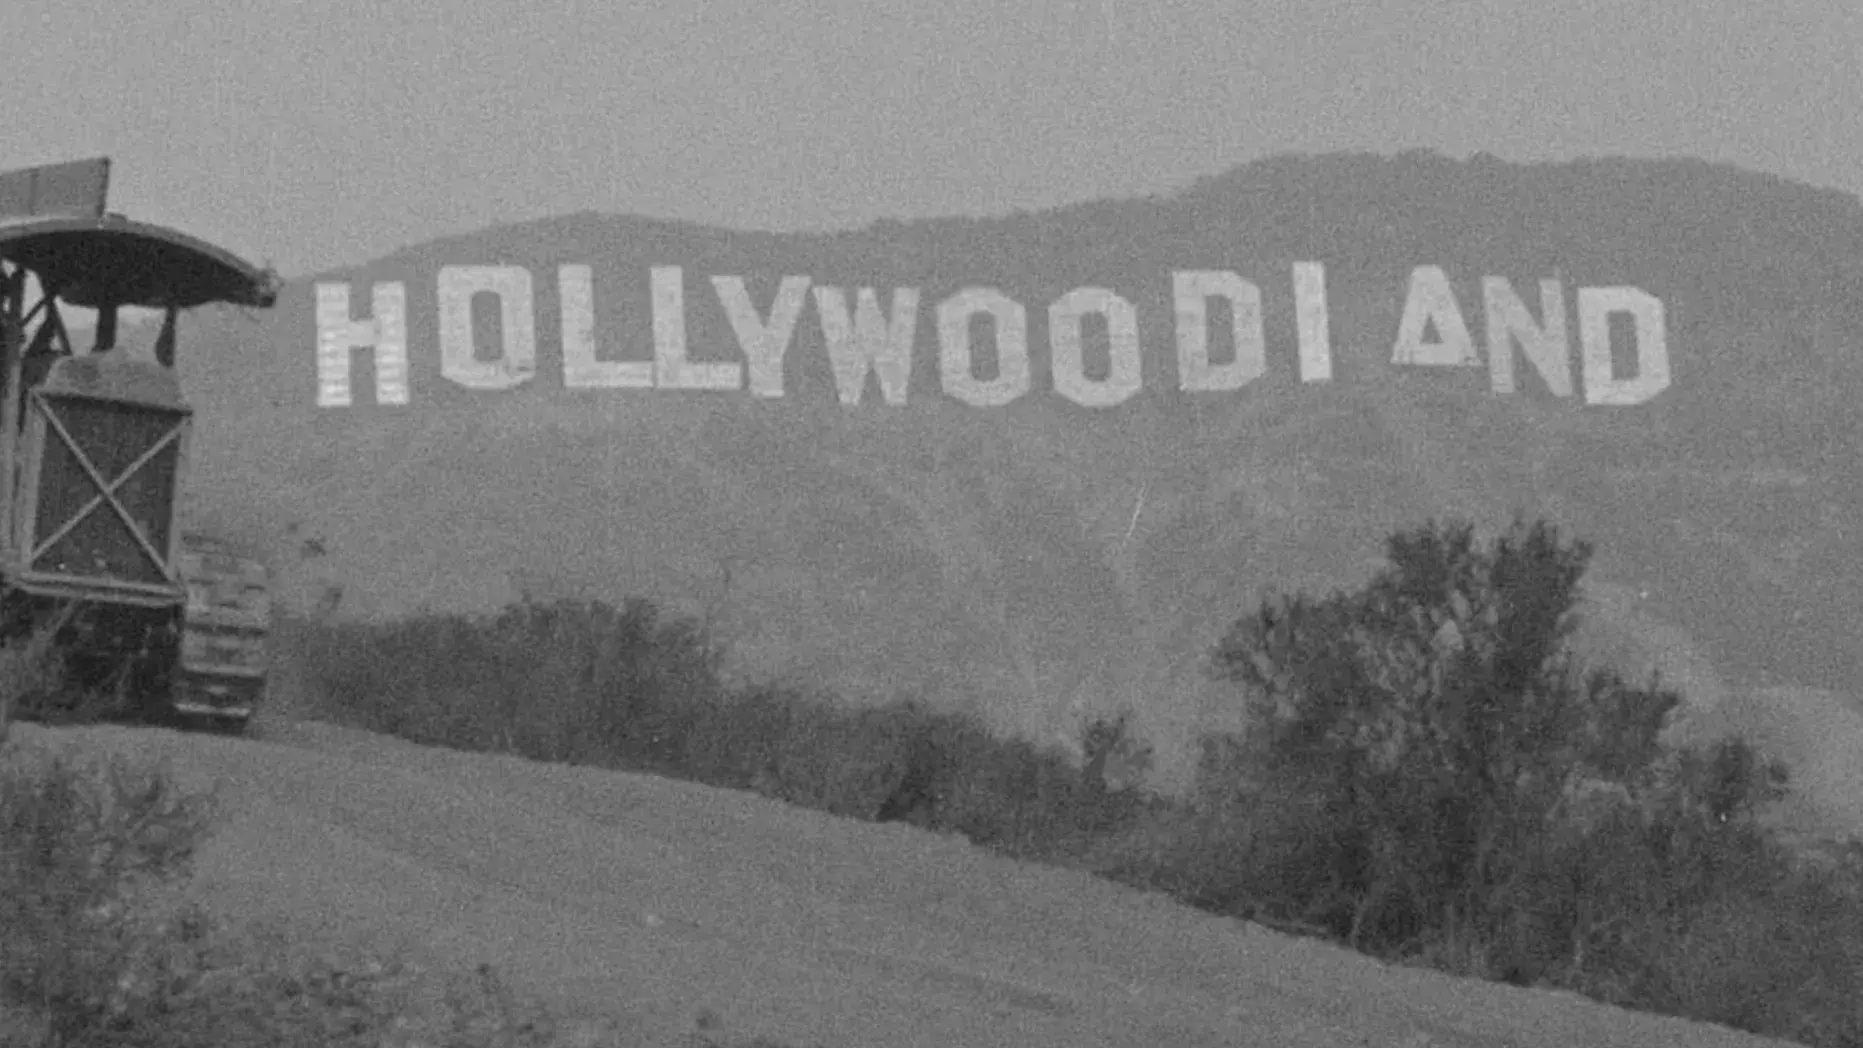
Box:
1203, 514, 1782, 959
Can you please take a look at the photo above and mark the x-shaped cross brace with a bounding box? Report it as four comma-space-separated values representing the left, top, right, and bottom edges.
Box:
26, 391, 183, 583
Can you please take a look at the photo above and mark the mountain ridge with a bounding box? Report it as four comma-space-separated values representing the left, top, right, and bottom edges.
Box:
157, 148, 1861, 791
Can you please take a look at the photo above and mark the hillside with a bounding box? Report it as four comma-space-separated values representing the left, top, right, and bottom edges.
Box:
6, 719, 1802, 1048
167, 149, 1863, 792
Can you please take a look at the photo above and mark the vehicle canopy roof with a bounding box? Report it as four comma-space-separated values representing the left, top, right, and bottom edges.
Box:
0, 213, 278, 311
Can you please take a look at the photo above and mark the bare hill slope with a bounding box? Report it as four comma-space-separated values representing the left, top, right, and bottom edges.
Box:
7, 720, 1800, 1047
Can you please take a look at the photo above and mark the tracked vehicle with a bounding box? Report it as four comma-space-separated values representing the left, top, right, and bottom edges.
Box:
0, 157, 276, 732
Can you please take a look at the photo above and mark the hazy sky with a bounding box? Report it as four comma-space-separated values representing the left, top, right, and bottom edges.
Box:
11, 0, 1858, 278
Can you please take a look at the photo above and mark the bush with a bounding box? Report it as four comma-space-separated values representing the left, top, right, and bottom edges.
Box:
291, 596, 729, 773
0, 623, 121, 731
1199, 514, 1795, 968
0, 740, 222, 1043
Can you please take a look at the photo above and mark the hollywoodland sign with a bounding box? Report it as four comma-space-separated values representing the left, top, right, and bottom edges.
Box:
312, 261, 1669, 409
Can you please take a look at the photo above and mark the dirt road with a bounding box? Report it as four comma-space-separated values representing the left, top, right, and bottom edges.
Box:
8, 720, 1797, 1047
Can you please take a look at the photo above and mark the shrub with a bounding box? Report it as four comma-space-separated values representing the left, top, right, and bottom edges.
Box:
287, 596, 731, 774
0, 740, 222, 1043
0, 623, 112, 731
1199, 514, 1793, 967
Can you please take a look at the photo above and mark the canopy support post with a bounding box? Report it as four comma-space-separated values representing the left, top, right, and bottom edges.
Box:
93, 302, 117, 354
154, 304, 178, 368
0, 266, 23, 565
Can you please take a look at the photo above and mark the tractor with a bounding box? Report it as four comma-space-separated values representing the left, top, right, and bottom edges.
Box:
0, 156, 275, 733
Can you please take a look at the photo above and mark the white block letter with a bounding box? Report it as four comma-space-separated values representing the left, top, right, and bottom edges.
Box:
1485, 276, 1572, 398
437, 266, 537, 391
652, 265, 741, 391
1294, 261, 1333, 383
814, 286, 919, 405
315, 281, 409, 407
1172, 271, 1263, 392
1580, 286, 1669, 406
560, 264, 651, 389
1391, 266, 1479, 368
1049, 287, 1141, 408
937, 288, 1028, 408
714, 274, 811, 399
